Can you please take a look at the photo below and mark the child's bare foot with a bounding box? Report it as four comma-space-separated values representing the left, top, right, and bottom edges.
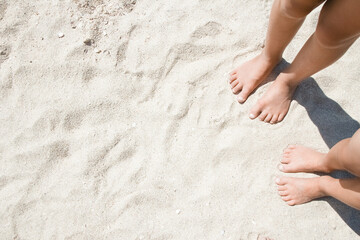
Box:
229, 53, 280, 103
279, 145, 329, 173
249, 73, 297, 124
276, 176, 326, 206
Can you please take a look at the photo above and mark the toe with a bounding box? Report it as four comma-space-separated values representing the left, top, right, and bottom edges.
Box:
278, 191, 287, 196
270, 114, 278, 124
282, 153, 290, 160
264, 114, 273, 123
282, 150, 291, 156
283, 147, 293, 153
237, 86, 252, 104
280, 156, 290, 164
279, 164, 294, 173
229, 74, 237, 83
277, 185, 287, 191
280, 164, 296, 173
282, 196, 291, 201
278, 164, 286, 172
249, 103, 263, 120
230, 80, 239, 89
286, 200, 296, 206
236, 94, 245, 103
232, 83, 243, 94
275, 176, 288, 185
277, 113, 286, 123
258, 112, 267, 121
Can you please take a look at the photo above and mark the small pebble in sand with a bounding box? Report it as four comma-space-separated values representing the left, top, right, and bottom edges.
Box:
220, 230, 225, 236
176, 209, 181, 214
83, 38, 93, 46
58, 32, 64, 38
132, 123, 137, 127
71, 21, 77, 29
94, 48, 101, 53
103, 31, 107, 36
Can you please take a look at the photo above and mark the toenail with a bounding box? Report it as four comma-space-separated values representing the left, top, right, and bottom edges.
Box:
249, 113, 255, 119
237, 96, 244, 102
278, 165, 284, 171
275, 178, 280, 184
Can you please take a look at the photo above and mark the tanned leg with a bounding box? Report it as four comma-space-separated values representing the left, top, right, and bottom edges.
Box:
250, 0, 360, 124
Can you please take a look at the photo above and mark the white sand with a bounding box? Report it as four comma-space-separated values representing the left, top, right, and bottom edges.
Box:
1, 0, 360, 239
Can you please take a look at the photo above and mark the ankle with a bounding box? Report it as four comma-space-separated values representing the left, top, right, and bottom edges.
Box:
312, 153, 333, 173
276, 72, 301, 89
318, 175, 335, 197
321, 155, 335, 173
260, 50, 282, 66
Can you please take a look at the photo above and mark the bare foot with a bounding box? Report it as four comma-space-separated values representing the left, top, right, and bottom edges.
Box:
249, 74, 297, 124
275, 176, 325, 206
279, 145, 329, 173
229, 53, 280, 104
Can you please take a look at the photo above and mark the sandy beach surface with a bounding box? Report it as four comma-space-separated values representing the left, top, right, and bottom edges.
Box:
1, 0, 360, 239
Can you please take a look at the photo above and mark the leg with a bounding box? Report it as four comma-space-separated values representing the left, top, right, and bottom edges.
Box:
229, 0, 324, 103
276, 129, 360, 209
250, 0, 360, 123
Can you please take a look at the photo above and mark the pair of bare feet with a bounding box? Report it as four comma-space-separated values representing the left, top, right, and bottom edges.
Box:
230, 54, 332, 206
229, 52, 297, 124
276, 145, 330, 206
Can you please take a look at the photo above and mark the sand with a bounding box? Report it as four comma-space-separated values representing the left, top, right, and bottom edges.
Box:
1, 0, 360, 239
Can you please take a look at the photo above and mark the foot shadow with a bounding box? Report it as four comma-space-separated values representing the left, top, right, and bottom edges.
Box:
274, 60, 360, 234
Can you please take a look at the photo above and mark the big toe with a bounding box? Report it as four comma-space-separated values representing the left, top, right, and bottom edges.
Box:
249, 102, 263, 120
279, 164, 293, 173
275, 176, 289, 185
237, 87, 252, 104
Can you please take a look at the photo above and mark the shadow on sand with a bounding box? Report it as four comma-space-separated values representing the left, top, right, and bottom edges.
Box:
274, 60, 360, 234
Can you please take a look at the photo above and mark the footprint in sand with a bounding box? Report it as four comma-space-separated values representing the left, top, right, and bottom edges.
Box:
192, 21, 222, 39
